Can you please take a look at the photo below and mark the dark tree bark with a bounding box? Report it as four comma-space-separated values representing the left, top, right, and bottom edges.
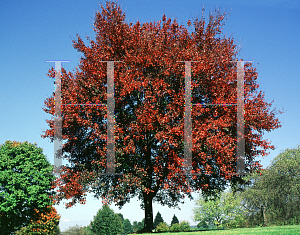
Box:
143, 193, 154, 232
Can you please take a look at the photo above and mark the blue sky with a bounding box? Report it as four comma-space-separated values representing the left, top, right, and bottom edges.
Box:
1, 0, 299, 232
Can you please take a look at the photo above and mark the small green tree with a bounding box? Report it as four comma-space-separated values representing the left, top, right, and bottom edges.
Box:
90, 205, 123, 235
154, 212, 164, 229
193, 192, 222, 228
171, 214, 179, 226
193, 190, 245, 229
179, 221, 190, 232
156, 222, 169, 232
169, 223, 181, 232
123, 219, 133, 234
0, 141, 55, 234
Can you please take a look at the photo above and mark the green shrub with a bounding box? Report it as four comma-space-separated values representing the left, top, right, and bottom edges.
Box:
156, 222, 169, 232
179, 220, 190, 231
197, 220, 209, 230
169, 223, 181, 232
222, 213, 245, 229
288, 216, 300, 225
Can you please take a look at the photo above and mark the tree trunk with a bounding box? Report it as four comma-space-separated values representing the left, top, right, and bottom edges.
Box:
262, 205, 267, 227
143, 194, 154, 233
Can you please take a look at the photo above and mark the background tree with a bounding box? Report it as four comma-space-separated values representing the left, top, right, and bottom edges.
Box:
83, 225, 95, 235
90, 204, 123, 235
154, 211, 164, 229
62, 224, 94, 235
116, 213, 134, 235
240, 145, 300, 227
132, 221, 138, 233
171, 214, 179, 226
132, 219, 144, 233
0, 141, 55, 234
193, 189, 245, 229
263, 146, 300, 225
15, 205, 60, 235
237, 172, 269, 227
138, 218, 145, 232
221, 191, 246, 228
123, 219, 133, 235
42, 1, 281, 232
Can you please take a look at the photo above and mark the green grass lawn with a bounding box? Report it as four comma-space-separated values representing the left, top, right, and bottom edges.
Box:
143, 224, 300, 235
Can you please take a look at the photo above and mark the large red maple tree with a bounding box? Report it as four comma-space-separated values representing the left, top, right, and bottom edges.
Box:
42, 1, 281, 232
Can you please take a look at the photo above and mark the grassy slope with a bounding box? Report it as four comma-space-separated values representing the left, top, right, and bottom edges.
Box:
143, 224, 300, 235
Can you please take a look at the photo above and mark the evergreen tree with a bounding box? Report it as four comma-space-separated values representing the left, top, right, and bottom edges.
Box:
154, 212, 164, 229
123, 219, 133, 235
90, 205, 123, 235
171, 214, 179, 226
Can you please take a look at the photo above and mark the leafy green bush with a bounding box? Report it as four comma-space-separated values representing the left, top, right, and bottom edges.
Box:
179, 221, 190, 231
156, 222, 169, 232
197, 220, 209, 230
169, 223, 181, 232
223, 214, 245, 229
